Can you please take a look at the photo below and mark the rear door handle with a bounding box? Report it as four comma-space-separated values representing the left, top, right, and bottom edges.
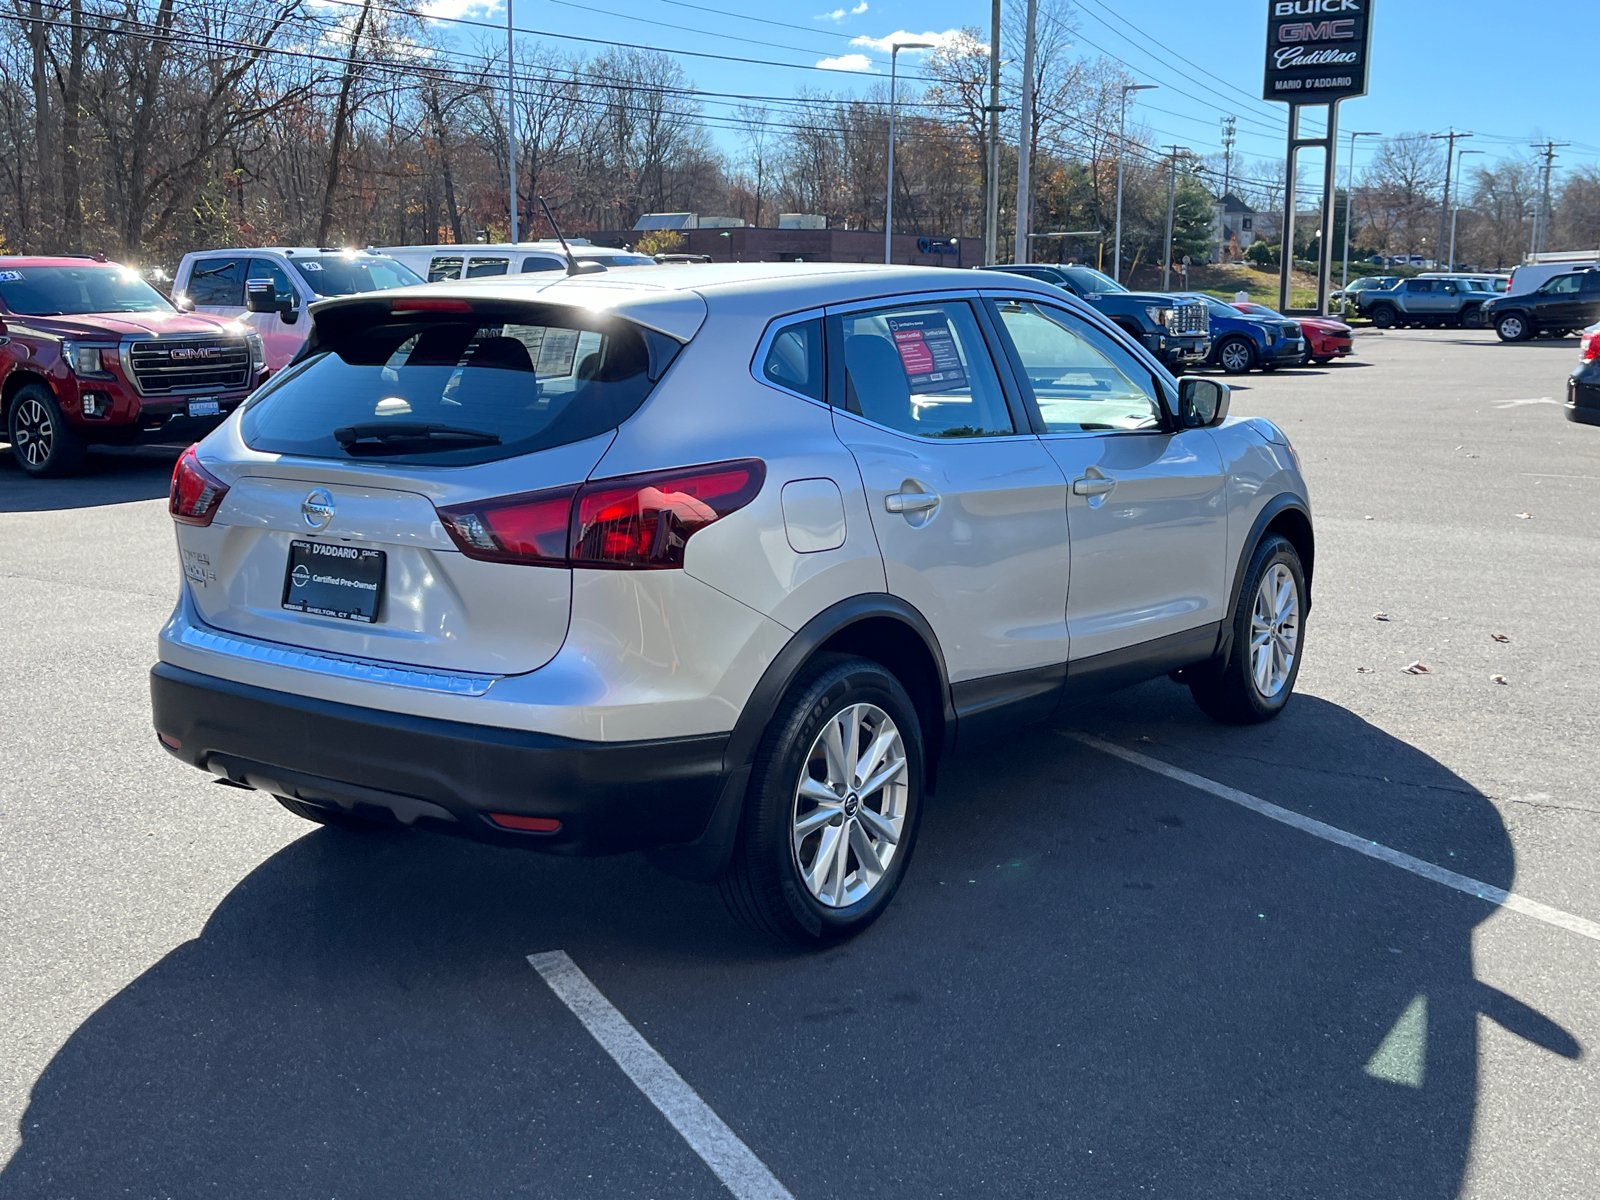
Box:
1072, 476, 1116, 497
885, 490, 940, 513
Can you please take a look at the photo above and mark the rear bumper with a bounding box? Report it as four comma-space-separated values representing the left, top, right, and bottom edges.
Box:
150, 661, 729, 855
1568, 376, 1600, 426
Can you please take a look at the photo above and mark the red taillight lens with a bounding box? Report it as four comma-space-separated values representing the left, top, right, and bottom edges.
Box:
391, 297, 472, 313
487, 813, 561, 833
169, 445, 230, 526
571, 460, 766, 569
1582, 331, 1600, 362
435, 459, 766, 569
438, 485, 577, 565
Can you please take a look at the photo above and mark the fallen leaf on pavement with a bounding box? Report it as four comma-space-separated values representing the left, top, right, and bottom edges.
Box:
1490, 633, 1509, 643
1373, 612, 1390, 621
1490, 674, 1508, 685
1403, 661, 1430, 675
1516, 512, 1533, 519
1356, 666, 1373, 673
1364, 515, 1375, 521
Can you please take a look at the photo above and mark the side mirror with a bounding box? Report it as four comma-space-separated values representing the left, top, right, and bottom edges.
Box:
245, 278, 278, 313
1177, 376, 1229, 428
279, 306, 300, 325
172, 291, 195, 312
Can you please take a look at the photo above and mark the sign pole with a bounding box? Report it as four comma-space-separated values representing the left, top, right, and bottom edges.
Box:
1278, 105, 1298, 316
1318, 100, 1339, 314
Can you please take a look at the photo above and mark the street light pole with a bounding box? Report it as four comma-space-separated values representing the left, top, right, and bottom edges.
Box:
1342, 130, 1380, 295
1012, 0, 1038, 265
885, 40, 933, 265
984, 0, 1001, 265
506, 0, 518, 243
1113, 83, 1156, 284
1449, 149, 1484, 272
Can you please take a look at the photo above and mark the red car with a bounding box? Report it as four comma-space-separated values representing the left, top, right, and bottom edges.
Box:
0, 256, 264, 477
1233, 302, 1353, 365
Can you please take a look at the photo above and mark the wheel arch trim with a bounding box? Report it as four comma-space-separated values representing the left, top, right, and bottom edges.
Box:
1217, 493, 1314, 665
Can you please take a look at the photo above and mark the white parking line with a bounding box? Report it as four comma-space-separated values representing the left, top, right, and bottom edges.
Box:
1066, 732, 1600, 944
528, 950, 796, 1200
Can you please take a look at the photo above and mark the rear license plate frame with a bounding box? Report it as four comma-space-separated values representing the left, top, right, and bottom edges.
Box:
282, 539, 386, 624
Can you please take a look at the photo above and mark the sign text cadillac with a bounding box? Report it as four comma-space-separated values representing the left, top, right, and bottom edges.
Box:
1263, 0, 1373, 105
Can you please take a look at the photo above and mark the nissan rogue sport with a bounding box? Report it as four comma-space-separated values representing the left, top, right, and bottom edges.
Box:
151, 264, 1314, 945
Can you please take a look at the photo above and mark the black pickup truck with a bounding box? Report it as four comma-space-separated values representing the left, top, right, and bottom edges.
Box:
978, 263, 1211, 368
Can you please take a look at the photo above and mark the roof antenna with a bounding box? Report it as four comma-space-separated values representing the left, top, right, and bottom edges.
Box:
539, 196, 603, 276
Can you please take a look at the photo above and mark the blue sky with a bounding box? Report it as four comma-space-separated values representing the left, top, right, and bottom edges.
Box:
448, 0, 1600, 178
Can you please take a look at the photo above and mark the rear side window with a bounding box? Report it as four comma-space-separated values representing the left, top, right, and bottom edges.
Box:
466, 257, 509, 278
522, 256, 563, 273
1404, 280, 1431, 293
240, 307, 681, 466
188, 258, 246, 305
760, 318, 824, 401
428, 256, 463, 282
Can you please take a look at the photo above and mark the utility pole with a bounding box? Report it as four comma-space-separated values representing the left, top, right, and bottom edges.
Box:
1113, 83, 1156, 283
1530, 140, 1567, 257
1448, 148, 1484, 274
506, 0, 518, 243
1013, 0, 1038, 265
1342, 130, 1380, 296
1220, 116, 1236, 198
885, 40, 933, 264
1429, 130, 1470, 269
1162, 146, 1189, 292
984, 0, 1002, 265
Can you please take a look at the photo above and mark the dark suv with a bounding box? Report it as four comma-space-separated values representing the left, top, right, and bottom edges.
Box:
979, 264, 1210, 369
1483, 268, 1600, 342
1, 257, 264, 477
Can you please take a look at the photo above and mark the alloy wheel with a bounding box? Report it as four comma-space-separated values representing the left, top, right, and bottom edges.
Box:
1249, 563, 1299, 699
1499, 316, 1524, 340
12, 397, 53, 468
1220, 341, 1251, 372
791, 702, 909, 908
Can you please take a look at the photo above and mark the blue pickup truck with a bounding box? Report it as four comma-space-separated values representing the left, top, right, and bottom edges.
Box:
979, 264, 1211, 370
1183, 293, 1305, 374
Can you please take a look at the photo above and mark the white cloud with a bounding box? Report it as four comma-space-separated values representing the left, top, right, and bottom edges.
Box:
848, 28, 968, 54
816, 53, 875, 71
816, 7, 845, 20
852, 2, 869, 12
420, 0, 497, 20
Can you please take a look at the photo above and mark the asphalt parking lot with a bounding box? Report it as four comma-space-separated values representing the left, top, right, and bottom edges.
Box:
1, 327, 1596, 1199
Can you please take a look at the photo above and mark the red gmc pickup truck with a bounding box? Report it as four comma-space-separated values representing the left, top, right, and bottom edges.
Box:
1, 256, 264, 478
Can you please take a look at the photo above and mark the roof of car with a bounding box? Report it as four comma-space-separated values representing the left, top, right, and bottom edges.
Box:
0, 255, 125, 267
180, 247, 404, 258
315, 262, 1065, 341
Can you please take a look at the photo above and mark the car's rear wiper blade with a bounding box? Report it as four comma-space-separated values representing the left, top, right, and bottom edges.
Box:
334, 422, 501, 453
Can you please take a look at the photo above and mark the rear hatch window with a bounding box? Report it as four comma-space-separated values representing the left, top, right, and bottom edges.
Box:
240, 303, 682, 466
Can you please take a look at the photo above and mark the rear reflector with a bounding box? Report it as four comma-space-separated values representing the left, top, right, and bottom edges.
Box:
437, 459, 766, 570
157, 732, 181, 750
488, 813, 562, 833
169, 445, 230, 526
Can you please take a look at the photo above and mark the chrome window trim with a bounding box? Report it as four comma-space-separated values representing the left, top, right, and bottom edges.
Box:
176, 621, 502, 696
749, 306, 830, 408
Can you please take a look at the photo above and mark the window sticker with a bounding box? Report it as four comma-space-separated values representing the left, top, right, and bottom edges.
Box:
886, 313, 968, 394
300, 261, 323, 271
0, 270, 23, 282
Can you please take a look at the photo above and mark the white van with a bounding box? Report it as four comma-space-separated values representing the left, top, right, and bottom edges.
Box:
173, 248, 422, 371
378, 242, 658, 283
1507, 252, 1600, 296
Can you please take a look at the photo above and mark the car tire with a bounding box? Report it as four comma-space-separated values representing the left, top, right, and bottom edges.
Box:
6, 383, 86, 478
1217, 336, 1255, 374
1187, 535, 1305, 726
1460, 305, 1484, 329
1296, 343, 1313, 366
720, 654, 924, 946
1369, 305, 1397, 329
274, 794, 385, 831
1496, 312, 1531, 342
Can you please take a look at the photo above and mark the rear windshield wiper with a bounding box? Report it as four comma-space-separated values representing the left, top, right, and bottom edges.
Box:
334, 422, 502, 454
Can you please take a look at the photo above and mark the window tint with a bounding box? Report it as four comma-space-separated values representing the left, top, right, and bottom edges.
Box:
249, 258, 298, 306
760, 318, 824, 401
1546, 274, 1582, 294
1582, 272, 1600, 292
837, 300, 1013, 439
992, 300, 1163, 434
188, 258, 246, 306
428, 256, 463, 282
240, 310, 678, 466
521, 256, 564, 273
466, 257, 509, 278
1404, 280, 1431, 293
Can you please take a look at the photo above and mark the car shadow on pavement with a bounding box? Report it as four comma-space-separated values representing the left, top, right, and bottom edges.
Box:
0, 443, 179, 512
1, 688, 1582, 1199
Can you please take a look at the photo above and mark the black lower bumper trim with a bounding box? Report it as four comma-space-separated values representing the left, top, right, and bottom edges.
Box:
150, 662, 729, 855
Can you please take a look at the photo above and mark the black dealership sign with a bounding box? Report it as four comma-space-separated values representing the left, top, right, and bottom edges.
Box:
1263, 0, 1373, 104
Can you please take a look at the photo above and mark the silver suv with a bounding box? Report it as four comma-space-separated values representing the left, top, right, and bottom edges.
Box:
152, 265, 1313, 944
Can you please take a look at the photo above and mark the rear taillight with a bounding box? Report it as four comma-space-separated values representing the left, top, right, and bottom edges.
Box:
1582, 331, 1599, 362
169, 445, 230, 526
437, 459, 766, 570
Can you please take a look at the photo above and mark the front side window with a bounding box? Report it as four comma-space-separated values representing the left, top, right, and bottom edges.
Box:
991, 300, 1164, 434
288, 254, 422, 296
240, 309, 678, 466
0, 264, 174, 315
836, 300, 1013, 439
760, 318, 823, 401
428, 256, 464, 282
521, 256, 564, 273
249, 258, 299, 306
465, 257, 509, 279
1544, 274, 1581, 295
187, 258, 246, 306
